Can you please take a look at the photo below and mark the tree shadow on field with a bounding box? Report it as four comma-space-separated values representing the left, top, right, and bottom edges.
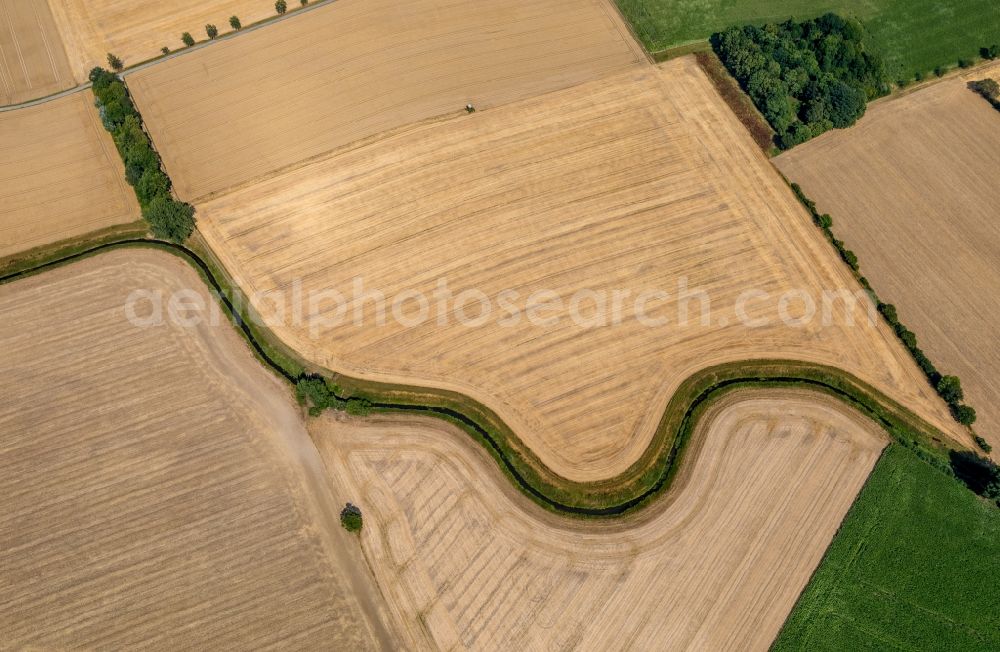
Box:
949, 450, 1000, 499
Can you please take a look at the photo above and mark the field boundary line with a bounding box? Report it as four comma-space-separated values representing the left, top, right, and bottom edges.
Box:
119, 0, 339, 79
1, 238, 970, 519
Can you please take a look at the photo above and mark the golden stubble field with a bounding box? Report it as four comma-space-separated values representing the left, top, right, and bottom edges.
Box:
0, 250, 393, 649
776, 67, 1000, 455
311, 389, 889, 650
47, 0, 276, 79
0, 90, 139, 259
198, 57, 964, 483
126, 0, 645, 200
0, 0, 74, 104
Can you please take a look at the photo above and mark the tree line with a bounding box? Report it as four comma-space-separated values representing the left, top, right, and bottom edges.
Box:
89, 68, 195, 242
711, 13, 889, 149
789, 183, 985, 444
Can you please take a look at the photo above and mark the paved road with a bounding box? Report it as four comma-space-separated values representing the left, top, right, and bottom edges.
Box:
0, 0, 336, 111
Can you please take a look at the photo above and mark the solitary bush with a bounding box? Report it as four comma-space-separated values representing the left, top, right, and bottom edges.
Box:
161, 46, 170, 55
301, 0, 309, 5
275, 0, 287, 14
974, 435, 992, 453
181, 32, 195, 47
229, 15, 241, 30
982, 44, 999, 60
934, 66, 947, 78
205, 24, 218, 39
106, 52, 123, 71
958, 58, 974, 69
340, 503, 363, 532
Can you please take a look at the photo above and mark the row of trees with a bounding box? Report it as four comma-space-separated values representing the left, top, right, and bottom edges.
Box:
901, 44, 1000, 87
295, 375, 373, 417
89, 68, 195, 242
789, 184, 983, 438
712, 13, 889, 149
162, 0, 311, 53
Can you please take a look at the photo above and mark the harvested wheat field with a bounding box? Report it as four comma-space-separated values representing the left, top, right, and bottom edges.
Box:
199, 56, 964, 483
126, 0, 645, 200
0, 249, 393, 649
310, 389, 889, 650
0, 90, 139, 258
776, 72, 1000, 455
47, 0, 275, 79
0, 0, 74, 104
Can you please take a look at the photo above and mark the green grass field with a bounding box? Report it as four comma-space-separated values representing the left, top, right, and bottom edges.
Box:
773, 445, 1000, 651
617, 0, 1000, 79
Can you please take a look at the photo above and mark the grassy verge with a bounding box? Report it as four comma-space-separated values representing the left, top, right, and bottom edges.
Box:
1, 237, 970, 517
0, 222, 148, 278
616, 0, 1000, 82
693, 51, 776, 153
773, 444, 1000, 651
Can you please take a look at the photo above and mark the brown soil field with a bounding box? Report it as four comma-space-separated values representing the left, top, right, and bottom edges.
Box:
0, 0, 74, 104
310, 389, 889, 650
198, 56, 964, 483
0, 250, 394, 649
775, 72, 1000, 455
0, 91, 139, 258
47, 0, 275, 79
126, 0, 646, 201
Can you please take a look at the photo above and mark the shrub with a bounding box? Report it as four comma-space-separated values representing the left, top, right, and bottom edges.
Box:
106, 53, 123, 71
229, 15, 241, 30
877, 302, 898, 324
295, 375, 332, 409
161, 46, 170, 55
971, 78, 1000, 100
345, 397, 373, 416
981, 44, 999, 60
937, 375, 964, 405
934, 66, 947, 77
275, 0, 287, 14
205, 24, 218, 39
181, 32, 195, 47
958, 58, 974, 69
974, 435, 992, 453
136, 168, 171, 206
914, 70, 925, 82
840, 248, 859, 271
143, 196, 195, 242
301, 0, 309, 5
816, 213, 833, 229
949, 450, 1000, 499
953, 404, 977, 426
340, 503, 362, 532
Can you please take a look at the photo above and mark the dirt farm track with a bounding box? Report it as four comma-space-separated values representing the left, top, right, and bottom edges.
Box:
127, 0, 645, 200
0, 250, 392, 649
312, 390, 889, 650
199, 56, 965, 483
0, 90, 139, 259
776, 66, 1000, 455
